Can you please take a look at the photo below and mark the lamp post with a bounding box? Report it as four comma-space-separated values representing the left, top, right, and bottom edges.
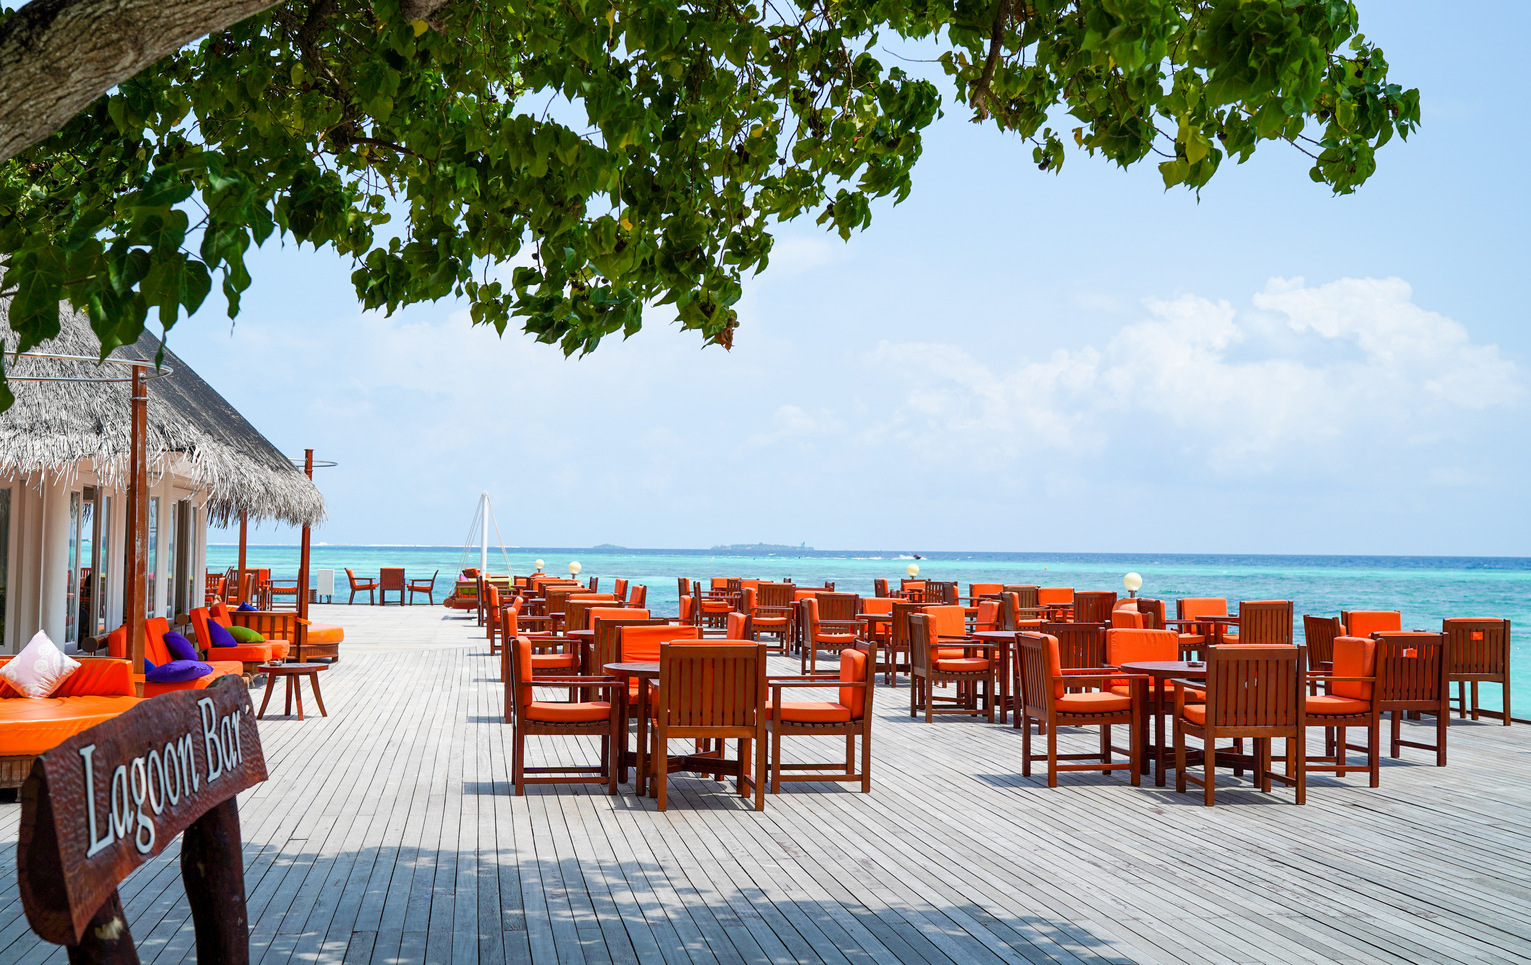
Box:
569, 561, 582, 578
1123, 572, 1143, 599
534, 559, 545, 574
906, 563, 919, 578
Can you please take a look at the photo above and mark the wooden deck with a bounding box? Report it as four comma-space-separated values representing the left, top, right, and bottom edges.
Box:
2, 604, 1529, 964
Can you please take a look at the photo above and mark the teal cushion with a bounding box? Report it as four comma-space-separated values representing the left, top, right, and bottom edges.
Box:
228, 625, 265, 644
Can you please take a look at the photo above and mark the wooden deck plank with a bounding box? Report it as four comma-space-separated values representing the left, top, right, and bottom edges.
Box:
2, 603, 1530, 964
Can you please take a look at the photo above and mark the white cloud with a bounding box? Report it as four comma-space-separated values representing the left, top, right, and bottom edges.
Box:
862, 277, 1522, 477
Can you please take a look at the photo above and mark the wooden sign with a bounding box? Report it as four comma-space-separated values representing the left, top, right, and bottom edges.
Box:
18, 674, 266, 961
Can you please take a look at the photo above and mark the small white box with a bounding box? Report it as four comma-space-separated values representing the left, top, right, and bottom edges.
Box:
315, 568, 335, 600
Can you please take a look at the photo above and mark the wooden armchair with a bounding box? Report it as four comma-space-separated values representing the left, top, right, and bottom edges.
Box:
650, 642, 767, 811
800, 594, 859, 672
1304, 635, 1380, 787
407, 570, 439, 605
612, 578, 628, 602
968, 583, 1003, 604
751, 582, 797, 652
507, 637, 620, 795
1302, 615, 1343, 672
1173, 645, 1306, 806
378, 567, 406, 606
882, 601, 923, 685
266, 577, 300, 611
1038, 622, 1107, 672
204, 572, 226, 607
873, 578, 889, 598
627, 584, 647, 608
1238, 600, 1293, 645
1073, 591, 1116, 624
766, 643, 874, 793
1015, 632, 1143, 788
909, 613, 995, 722
1037, 587, 1074, 621
1442, 617, 1512, 724
1372, 631, 1449, 765
1176, 597, 1232, 655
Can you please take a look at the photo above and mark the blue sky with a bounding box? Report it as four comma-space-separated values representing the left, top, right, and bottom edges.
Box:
180, 2, 1530, 554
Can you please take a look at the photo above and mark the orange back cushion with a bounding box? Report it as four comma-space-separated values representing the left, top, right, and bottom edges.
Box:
1045, 634, 1064, 699
106, 625, 127, 660
1347, 611, 1402, 638
840, 649, 868, 717
514, 637, 533, 709
974, 600, 1000, 631
1331, 636, 1377, 701
145, 618, 173, 666
54, 658, 135, 697
1038, 587, 1073, 605
1111, 609, 1146, 629
1180, 598, 1228, 620
925, 605, 966, 639
211, 600, 232, 624
727, 612, 749, 639
862, 597, 893, 615
589, 607, 646, 625
970, 583, 1002, 598
620, 624, 701, 662
1106, 628, 1178, 670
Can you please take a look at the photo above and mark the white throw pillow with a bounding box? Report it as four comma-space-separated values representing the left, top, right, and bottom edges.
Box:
1, 630, 82, 698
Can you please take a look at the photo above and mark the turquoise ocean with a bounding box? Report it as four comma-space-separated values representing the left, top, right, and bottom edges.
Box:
208, 545, 1531, 717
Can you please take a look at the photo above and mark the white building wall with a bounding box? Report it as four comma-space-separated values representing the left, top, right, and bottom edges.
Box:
37, 475, 69, 645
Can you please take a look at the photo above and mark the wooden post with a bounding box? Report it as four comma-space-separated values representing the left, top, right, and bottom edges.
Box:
297, 449, 313, 662
122, 363, 148, 677
237, 512, 248, 605
180, 799, 250, 963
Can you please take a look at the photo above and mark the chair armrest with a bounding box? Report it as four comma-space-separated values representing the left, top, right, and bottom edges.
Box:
1053, 672, 1137, 683
767, 673, 839, 681
1307, 675, 1374, 683
769, 679, 853, 690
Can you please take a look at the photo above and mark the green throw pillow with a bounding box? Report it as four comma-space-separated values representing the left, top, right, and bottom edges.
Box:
228, 625, 265, 644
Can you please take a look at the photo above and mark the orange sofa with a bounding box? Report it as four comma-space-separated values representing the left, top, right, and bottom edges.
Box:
0, 656, 142, 788
210, 602, 343, 661
106, 619, 245, 697
191, 606, 287, 672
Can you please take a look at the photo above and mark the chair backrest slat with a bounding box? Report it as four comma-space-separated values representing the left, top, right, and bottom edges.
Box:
1442, 618, 1511, 678
1041, 622, 1106, 669
1238, 600, 1293, 646
1073, 591, 1117, 624
1302, 615, 1342, 667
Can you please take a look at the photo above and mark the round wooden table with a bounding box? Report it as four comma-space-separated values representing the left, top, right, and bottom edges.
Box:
256, 662, 330, 721
605, 662, 660, 794
1120, 660, 1207, 785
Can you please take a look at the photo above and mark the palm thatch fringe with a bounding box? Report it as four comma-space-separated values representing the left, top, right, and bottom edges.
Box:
0, 301, 325, 528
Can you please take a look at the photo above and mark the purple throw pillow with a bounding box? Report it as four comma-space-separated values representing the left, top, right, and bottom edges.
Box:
145, 659, 213, 683
237, 602, 258, 612
205, 619, 237, 649
163, 630, 199, 662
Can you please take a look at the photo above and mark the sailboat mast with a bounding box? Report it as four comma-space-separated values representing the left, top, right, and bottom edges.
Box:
480, 491, 490, 575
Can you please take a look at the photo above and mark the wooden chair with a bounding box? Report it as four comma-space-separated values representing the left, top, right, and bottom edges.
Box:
801, 594, 859, 672
1237, 600, 1293, 645
973, 599, 1001, 633
266, 577, 300, 611
766, 642, 874, 793
1176, 596, 1233, 655
1173, 646, 1306, 806
1302, 615, 1342, 672
908, 613, 994, 722
751, 582, 796, 651
1372, 631, 1449, 765
1015, 632, 1143, 788
650, 642, 767, 811
882, 601, 923, 685
484, 584, 504, 648
378, 567, 406, 606
968, 583, 1003, 604
408, 570, 439, 605
587, 576, 599, 591
695, 580, 733, 631
925, 581, 959, 604
1073, 591, 1117, 624
1342, 610, 1402, 637
1442, 618, 1512, 724
499, 609, 580, 704
999, 590, 1045, 631
507, 637, 620, 795
612, 578, 628, 602
1039, 621, 1107, 670
1037, 587, 1074, 620
873, 578, 889, 598
588, 615, 670, 676
1305, 635, 1381, 787
203, 572, 226, 606
627, 584, 647, 608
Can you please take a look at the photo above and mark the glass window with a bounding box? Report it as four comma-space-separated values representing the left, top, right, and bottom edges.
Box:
0, 488, 10, 648
96, 496, 112, 635
147, 497, 159, 617
66, 491, 80, 644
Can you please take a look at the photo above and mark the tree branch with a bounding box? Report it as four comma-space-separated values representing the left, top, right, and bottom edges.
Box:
969, 0, 1009, 119
0, 0, 455, 164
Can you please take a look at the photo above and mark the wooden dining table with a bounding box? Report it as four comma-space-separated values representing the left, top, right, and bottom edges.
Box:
1166, 615, 1239, 657
1119, 659, 1208, 786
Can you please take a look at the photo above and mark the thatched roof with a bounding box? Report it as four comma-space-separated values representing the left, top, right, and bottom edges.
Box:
0, 302, 325, 528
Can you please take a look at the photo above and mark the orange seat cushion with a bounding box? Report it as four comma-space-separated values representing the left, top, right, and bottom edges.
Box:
1055, 692, 1130, 714
1110, 683, 1204, 701
813, 633, 856, 645
1181, 704, 1207, 725
527, 701, 612, 723
308, 624, 344, 645
1306, 695, 1371, 716
207, 644, 275, 663
935, 657, 990, 672
1178, 633, 1206, 647
0, 696, 145, 755
531, 653, 579, 670
768, 700, 853, 723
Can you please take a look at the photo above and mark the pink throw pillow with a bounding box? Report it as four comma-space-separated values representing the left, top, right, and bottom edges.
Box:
1, 630, 82, 698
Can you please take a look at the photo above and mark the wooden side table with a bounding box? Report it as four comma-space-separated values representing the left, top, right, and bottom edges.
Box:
257, 662, 330, 720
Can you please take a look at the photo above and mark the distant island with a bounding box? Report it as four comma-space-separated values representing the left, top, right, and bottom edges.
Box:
709, 543, 813, 553
591, 543, 628, 550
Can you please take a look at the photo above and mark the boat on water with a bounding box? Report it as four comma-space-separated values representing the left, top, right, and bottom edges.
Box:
443, 492, 514, 610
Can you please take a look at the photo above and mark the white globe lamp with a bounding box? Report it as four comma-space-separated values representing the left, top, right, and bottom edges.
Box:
1123, 572, 1143, 598
569, 561, 582, 577
906, 563, 920, 578
534, 559, 545, 573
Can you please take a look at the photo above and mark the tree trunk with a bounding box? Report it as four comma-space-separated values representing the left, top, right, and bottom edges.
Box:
0, 0, 452, 164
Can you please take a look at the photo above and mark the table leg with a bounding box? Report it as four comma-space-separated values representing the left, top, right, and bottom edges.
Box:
1154, 684, 1167, 787
257, 674, 276, 720
309, 672, 327, 716
635, 682, 650, 797
284, 674, 294, 716
294, 675, 305, 721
